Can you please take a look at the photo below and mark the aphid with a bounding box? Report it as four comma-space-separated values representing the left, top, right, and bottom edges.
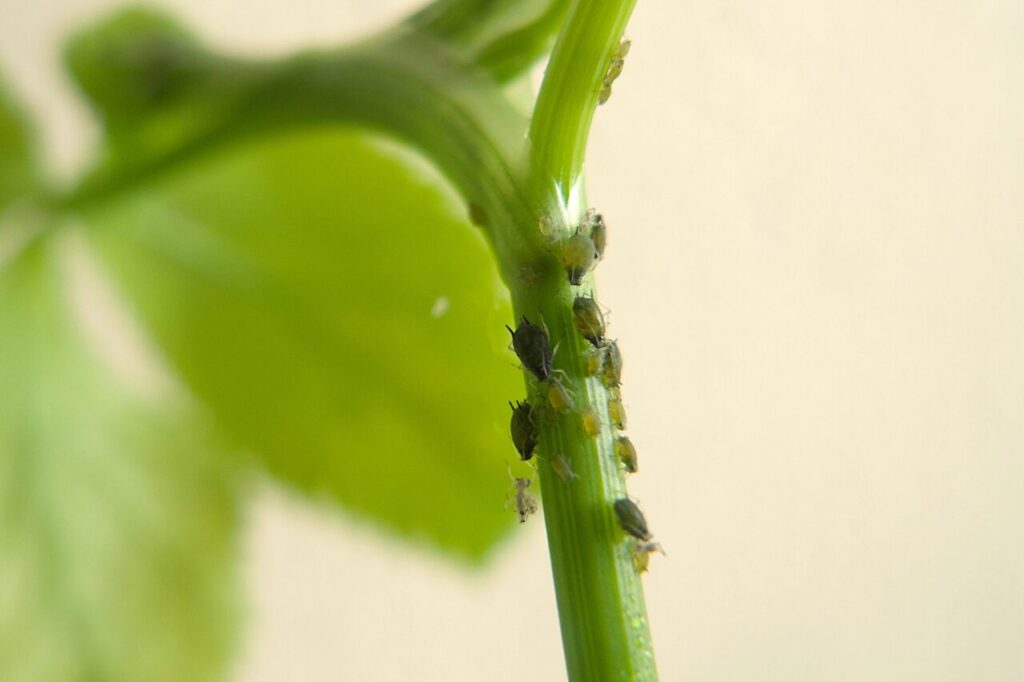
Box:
585, 350, 603, 376
547, 380, 573, 414
513, 477, 539, 523
614, 497, 652, 541
615, 435, 638, 473
550, 453, 578, 483
585, 210, 607, 260
562, 231, 598, 285
601, 340, 622, 388
573, 296, 606, 347
631, 540, 664, 574
598, 40, 631, 105
582, 408, 600, 437
608, 396, 627, 430
509, 400, 538, 461
468, 202, 487, 227
506, 316, 553, 381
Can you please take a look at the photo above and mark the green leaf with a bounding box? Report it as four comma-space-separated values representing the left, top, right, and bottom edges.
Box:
84, 128, 522, 559
0, 239, 240, 681
0, 77, 35, 211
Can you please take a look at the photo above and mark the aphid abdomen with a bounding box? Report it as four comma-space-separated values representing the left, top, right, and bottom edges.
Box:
510, 400, 538, 460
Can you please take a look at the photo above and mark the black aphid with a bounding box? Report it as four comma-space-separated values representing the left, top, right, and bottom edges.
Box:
509, 400, 538, 461
506, 316, 553, 381
573, 297, 606, 347
614, 498, 651, 541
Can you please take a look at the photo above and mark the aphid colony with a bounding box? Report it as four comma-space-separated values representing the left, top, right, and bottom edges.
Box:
598, 40, 631, 105
502, 208, 660, 573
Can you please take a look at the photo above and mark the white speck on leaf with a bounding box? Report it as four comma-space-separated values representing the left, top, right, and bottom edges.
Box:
431, 296, 450, 318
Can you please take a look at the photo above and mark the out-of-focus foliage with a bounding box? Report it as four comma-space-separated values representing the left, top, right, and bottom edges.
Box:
0, 7, 526, 681
0, 79, 34, 208
0, 242, 239, 682
85, 128, 521, 555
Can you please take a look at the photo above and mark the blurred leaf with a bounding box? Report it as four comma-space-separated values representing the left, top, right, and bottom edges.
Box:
64, 8, 209, 132
0, 239, 239, 682
85, 128, 522, 558
0, 77, 35, 210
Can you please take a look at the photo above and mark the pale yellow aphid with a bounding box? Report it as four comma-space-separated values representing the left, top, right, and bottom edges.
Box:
598, 39, 632, 105
547, 381, 573, 414
550, 453, 578, 483
582, 408, 601, 437
631, 540, 664, 574
608, 396, 627, 430
585, 350, 603, 376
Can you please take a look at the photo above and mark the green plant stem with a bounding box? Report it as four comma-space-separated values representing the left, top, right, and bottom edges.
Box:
50, 3, 658, 677
528, 0, 637, 198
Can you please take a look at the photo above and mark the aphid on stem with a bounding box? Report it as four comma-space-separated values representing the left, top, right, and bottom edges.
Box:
607, 396, 627, 430
573, 296, 606, 347
584, 210, 607, 260
598, 39, 631, 105
509, 400, 538, 461
614, 497, 652, 541
562, 230, 598, 285
581, 408, 600, 437
550, 453, 578, 483
615, 435, 638, 473
506, 315, 553, 381
546, 380, 574, 414
601, 340, 622, 388
631, 540, 664, 574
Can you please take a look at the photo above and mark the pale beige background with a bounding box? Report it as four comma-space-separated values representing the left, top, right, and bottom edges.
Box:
2, 1, 1023, 680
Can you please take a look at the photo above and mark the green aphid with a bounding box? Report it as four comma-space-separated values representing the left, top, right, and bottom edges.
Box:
608, 396, 627, 430
588, 212, 607, 260
562, 231, 597, 285
585, 350, 603, 376
509, 400, 538, 461
573, 296, 606, 347
601, 340, 622, 388
506, 316, 553, 381
614, 498, 652, 541
582, 408, 600, 437
550, 453, 578, 483
615, 435, 638, 473
547, 381, 573, 414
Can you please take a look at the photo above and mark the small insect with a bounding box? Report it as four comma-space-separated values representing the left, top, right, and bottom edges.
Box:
601, 340, 622, 388
512, 477, 539, 523
550, 453, 578, 483
631, 539, 664, 574
607, 396, 627, 430
562, 230, 598, 285
509, 400, 538, 460
585, 210, 607, 260
614, 497, 652, 541
506, 315, 553, 381
582, 408, 601, 437
615, 435, 638, 473
585, 350, 603, 376
598, 40, 631, 105
547, 380, 573, 414
573, 296, 606, 347
468, 202, 487, 227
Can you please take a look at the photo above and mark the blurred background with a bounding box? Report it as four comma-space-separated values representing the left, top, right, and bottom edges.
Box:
2, 0, 1022, 680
